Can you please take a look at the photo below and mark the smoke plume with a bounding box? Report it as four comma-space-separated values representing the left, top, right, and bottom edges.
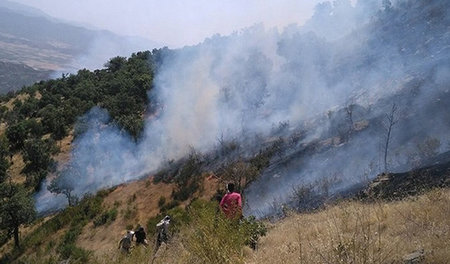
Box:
35, 0, 450, 216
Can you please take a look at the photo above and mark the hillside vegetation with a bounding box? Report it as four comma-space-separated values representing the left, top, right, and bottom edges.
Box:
0, 50, 157, 258
0, 50, 155, 190
0, 0, 449, 263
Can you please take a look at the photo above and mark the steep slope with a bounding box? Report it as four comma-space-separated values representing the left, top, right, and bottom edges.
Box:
1, 0, 449, 262
249, 188, 450, 264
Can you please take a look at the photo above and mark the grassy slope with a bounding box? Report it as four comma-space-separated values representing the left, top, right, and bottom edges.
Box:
1, 145, 448, 263
76, 174, 219, 257
83, 188, 450, 264
0, 173, 219, 262
249, 189, 450, 264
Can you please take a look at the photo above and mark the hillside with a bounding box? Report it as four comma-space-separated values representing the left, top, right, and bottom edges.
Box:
0, 0, 449, 263
1, 164, 448, 263
0, 61, 51, 94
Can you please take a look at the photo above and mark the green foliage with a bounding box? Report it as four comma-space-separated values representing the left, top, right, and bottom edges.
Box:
0, 193, 104, 263
19, 97, 39, 117
6, 121, 26, 152
22, 138, 52, 173
181, 200, 261, 264
146, 206, 189, 237
105, 56, 127, 73
123, 205, 137, 220
38, 105, 67, 140
21, 138, 54, 190
240, 216, 267, 250
57, 224, 91, 263
24, 169, 48, 191
171, 150, 203, 201
158, 196, 166, 208
93, 208, 118, 227
24, 118, 44, 138
159, 200, 180, 214
0, 182, 36, 248
147, 200, 266, 263
0, 136, 10, 183
0, 48, 161, 261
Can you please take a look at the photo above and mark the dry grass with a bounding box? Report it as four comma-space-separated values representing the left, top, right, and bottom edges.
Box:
248, 188, 450, 264
76, 178, 176, 257
8, 153, 26, 184
6, 185, 448, 264
93, 200, 250, 264
76, 175, 219, 258
52, 131, 74, 169
1, 93, 30, 110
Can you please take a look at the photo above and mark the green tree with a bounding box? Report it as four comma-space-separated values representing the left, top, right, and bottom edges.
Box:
0, 136, 10, 183
22, 139, 51, 173
24, 118, 44, 138
0, 182, 36, 248
6, 122, 27, 152
105, 56, 127, 73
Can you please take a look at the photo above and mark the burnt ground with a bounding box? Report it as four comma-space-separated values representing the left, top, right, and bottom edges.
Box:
360, 151, 450, 200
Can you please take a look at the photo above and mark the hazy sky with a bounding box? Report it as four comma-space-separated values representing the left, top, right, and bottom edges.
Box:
11, 0, 327, 47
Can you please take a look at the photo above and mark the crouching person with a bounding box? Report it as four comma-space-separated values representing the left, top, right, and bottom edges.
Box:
134, 225, 149, 247
118, 230, 134, 254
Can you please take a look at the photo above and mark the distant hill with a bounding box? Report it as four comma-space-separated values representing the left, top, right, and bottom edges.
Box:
0, 61, 51, 93
0, 0, 159, 93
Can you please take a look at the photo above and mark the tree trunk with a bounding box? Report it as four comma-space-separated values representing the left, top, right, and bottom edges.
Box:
14, 225, 20, 248
384, 123, 392, 172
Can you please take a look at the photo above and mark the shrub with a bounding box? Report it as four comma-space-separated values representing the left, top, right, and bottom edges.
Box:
181, 200, 264, 264
93, 208, 118, 227
159, 200, 180, 213
158, 196, 166, 208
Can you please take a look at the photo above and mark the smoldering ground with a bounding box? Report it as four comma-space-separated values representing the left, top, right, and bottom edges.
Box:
35, 0, 450, 216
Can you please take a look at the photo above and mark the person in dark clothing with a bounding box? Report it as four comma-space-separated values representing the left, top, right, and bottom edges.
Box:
134, 226, 148, 246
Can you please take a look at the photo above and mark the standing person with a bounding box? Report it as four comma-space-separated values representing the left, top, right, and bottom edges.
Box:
220, 183, 242, 220
134, 225, 148, 246
151, 215, 171, 264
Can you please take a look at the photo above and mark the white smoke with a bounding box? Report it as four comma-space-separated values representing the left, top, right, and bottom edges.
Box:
35, 0, 450, 215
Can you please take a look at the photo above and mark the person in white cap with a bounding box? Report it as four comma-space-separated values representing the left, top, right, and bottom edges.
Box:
155, 215, 170, 252
118, 230, 134, 253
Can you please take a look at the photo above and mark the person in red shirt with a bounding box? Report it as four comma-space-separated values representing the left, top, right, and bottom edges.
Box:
220, 183, 242, 220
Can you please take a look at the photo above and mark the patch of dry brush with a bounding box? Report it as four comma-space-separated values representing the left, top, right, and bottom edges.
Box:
249, 188, 450, 264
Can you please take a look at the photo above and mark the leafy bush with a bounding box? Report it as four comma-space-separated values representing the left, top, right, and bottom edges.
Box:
158, 196, 166, 208
146, 206, 189, 237
93, 208, 118, 227
1, 193, 104, 263
181, 200, 258, 264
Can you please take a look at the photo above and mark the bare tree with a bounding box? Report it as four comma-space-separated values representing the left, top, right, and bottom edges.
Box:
218, 160, 258, 192
382, 103, 399, 172
345, 98, 355, 134
47, 165, 80, 206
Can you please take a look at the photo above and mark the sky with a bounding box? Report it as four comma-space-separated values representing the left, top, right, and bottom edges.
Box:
11, 0, 328, 48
